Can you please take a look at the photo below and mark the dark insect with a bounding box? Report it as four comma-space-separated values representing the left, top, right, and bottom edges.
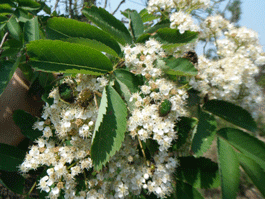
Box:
76, 88, 94, 108
58, 83, 75, 103
159, 99, 172, 117
183, 51, 198, 65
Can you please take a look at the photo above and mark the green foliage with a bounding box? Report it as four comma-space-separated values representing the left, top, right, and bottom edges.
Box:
145, 19, 170, 33
26, 40, 113, 75
7, 15, 22, 41
0, 143, 26, 172
114, 69, 143, 111
217, 128, 265, 171
176, 156, 220, 189
0, 2, 264, 199
176, 180, 204, 199
237, 153, 265, 197
139, 8, 160, 23
24, 16, 40, 43
203, 100, 257, 133
192, 109, 217, 157
82, 6, 132, 45
46, 17, 121, 55
91, 85, 128, 171
64, 37, 119, 58
13, 109, 43, 141
17, 0, 41, 11
175, 116, 198, 149
14, 8, 32, 22
0, 3, 14, 14
163, 57, 198, 76
128, 10, 144, 40
0, 171, 25, 194
217, 137, 240, 199
153, 28, 199, 49
0, 57, 21, 96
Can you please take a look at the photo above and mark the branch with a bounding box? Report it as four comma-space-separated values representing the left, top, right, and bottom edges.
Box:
0, 32, 9, 49
53, 0, 60, 13
222, 0, 231, 15
104, 0, 108, 9
112, 0, 125, 15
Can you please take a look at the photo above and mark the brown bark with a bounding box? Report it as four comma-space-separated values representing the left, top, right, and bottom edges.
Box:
0, 69, 43, 146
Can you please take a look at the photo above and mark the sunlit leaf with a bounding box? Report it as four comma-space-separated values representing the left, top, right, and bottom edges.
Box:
82, 6, 132, 45
217, 137, 240, 199
27, 40, 113, 75
203, 100, 257, 132
91, 85, 127, 171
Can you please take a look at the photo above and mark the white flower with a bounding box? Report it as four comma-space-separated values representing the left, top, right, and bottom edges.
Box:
170, 11, 199, 33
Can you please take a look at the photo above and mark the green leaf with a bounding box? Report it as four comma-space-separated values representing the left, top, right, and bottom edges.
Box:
0, 15, 8, 23
7, 15, 22, 41
163, 57, 198, 76
64, 37, 119, 58
24, 16, 40, 43
176, 180, 204, 199
26, 40, 113, 75
217, 137, 240, 199
14, 8, 32, 22
47, 17, 121, 55
128, 10, 144, 40
145, 19, 170, 33
113, 69, 143, 111
153, 28, 198, 49
237, 153, 265, 198
217, 128, 265, 171
192, 110, 217, 157
13, 109, 43, 141
0, 143, 26, 172
0, 3, 14, 14
120, 8, 132, 19
1, 39, 23, 57
0, 0, 16, 7
175, 116, 198, 149
17, 0, 41, 10
0, 22, 6, 31
203, 100, 257, 132
0, 171, 25, 194
19, 63, 34, 81
139, 8, 160, 23
0, 58, 21, 97
82, 6, 132, 45
176, 156, 220, 189
91, 85, 127, 171
135, 33, 151, 43
114, 69, 142, 93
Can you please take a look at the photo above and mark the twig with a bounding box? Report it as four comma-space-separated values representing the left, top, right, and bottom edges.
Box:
137, 136, 146, 160
53, 0, 60, 13
112, 0, 125, 15
0, 32, 9, 49
222, 0, 231, 15
104, 0, 108, 9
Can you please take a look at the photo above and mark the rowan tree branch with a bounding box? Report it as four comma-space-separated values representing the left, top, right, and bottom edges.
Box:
112, 0, 125, 15
104, 0, 108, 9
53, 0, 60, 13
0, 32, 9, 49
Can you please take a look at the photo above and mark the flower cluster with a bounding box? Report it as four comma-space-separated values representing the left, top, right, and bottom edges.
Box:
200, 15, 232, 39
170, 11, 199, 33
147, 0, 210, 13
191, 15, 265, 120
18, 2, 265, 199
